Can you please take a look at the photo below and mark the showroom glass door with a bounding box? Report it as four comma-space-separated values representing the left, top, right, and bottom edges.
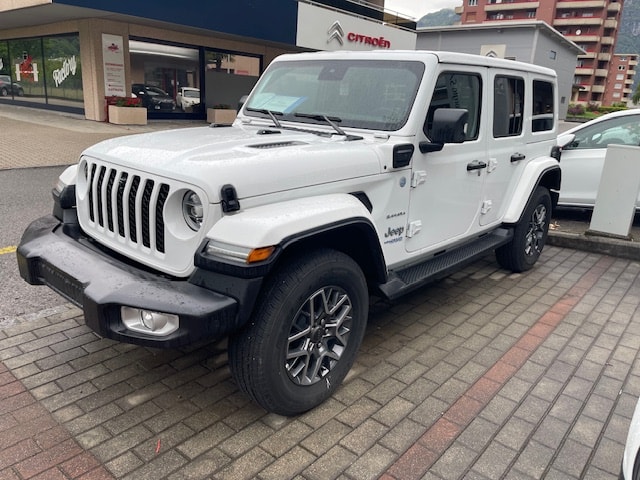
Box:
129, 39, 202, 119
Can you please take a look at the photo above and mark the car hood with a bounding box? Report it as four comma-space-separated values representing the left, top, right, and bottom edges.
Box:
81, 123, 385, 203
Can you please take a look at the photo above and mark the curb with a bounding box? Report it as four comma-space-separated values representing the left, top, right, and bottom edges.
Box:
548, 230, 640, 261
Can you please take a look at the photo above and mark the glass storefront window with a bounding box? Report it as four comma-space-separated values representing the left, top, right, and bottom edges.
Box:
129, 39, 200, 116
44, 35, 83, 108
8, 37, 46, 104
0, 41, 20, 100
0, 34, 82, 110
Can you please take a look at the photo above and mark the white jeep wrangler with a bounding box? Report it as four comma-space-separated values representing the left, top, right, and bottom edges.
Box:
18, 50, 561, 415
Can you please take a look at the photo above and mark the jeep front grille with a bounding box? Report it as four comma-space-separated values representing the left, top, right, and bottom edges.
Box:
87, 163, 170, 253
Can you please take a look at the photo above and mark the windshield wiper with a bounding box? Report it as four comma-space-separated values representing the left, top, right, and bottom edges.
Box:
294, 113, 362, 141
246, 107, 283, 128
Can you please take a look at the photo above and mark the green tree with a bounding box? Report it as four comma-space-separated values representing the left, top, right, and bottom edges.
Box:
633, 82, 640, 105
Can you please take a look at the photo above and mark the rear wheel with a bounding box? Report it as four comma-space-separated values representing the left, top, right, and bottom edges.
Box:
228, 249, 368, 416
496, 186, 551, 272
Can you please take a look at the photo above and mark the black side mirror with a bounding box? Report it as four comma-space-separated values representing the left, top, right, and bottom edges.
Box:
420, 108, 468, 153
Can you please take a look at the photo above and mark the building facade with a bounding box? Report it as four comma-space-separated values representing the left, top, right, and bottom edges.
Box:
0, 0, 416, 121
605, 53, 638, 105
455, 0, 627, 106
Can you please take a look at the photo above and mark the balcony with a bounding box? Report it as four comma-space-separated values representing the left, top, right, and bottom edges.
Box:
575, 67, 595, 75
485, 1, 539, 11
607, 2, 621, 12
455, 5, 463, 14
565, 35, 600, 42
556, 1, 605, 8
604, 19, 618, 28
600, 36, 615, 45
579, 52, 597, 59
554, 18, 603, 26
595, 69, 609, 77
591, 85, 605, 93
579, 84, 592, 92
598, 52, 611, 61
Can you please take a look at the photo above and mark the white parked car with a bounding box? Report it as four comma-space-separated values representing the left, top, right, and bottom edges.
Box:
176, 87, 200, 111
621, 395, 640, 479
557, 109, 640, 209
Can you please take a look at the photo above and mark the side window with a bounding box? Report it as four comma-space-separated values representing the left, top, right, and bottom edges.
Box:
425, 72, 482, 141
532, 80, 554, 132
565, 116, 640, 150
494, 76, 524, 137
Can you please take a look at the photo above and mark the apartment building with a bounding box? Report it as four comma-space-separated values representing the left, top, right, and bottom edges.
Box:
605, 53, 638, 105
455, 0, 626, 106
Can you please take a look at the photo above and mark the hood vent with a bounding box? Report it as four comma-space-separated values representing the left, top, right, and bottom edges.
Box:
248, 141, 307, 149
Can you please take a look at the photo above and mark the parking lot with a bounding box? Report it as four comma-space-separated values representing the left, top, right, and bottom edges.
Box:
1, 104, 640, 479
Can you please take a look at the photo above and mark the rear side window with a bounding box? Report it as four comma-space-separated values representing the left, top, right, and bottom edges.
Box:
532, 80, 555, 132
494, 76, 524, 138
425, 72, 482, 141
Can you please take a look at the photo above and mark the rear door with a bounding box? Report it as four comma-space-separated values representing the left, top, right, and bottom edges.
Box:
479, 71, 527, 226
479, 72, 557, 226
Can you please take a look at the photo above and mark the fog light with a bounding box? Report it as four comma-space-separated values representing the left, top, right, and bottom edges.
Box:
121, 307, 179, 336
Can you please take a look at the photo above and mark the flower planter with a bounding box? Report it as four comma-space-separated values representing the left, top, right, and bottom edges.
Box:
108, 105, 147, 125
207, 108, 236, 125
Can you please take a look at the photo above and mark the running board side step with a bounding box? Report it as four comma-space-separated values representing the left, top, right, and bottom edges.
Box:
379, 227, 513, 300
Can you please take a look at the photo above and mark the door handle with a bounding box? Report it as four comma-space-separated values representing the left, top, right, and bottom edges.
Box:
466, 160, 487, 171
510, 153, 526, 162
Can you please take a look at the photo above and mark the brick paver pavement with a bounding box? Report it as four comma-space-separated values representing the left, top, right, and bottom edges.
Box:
2, 104, 640, 479
2, 247, 639, 479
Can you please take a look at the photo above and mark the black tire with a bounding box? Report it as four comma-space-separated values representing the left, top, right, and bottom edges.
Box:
228, 249, 368, 416
496, 186, 551, 273
0, 87, 8, 97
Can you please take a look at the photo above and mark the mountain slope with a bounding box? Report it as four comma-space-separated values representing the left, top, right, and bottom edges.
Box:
417, 8, 459, 28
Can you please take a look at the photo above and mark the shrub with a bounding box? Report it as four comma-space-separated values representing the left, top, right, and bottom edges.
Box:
586, 102, 600, 112
567, 104, 585, 116
105, 95, 142, 107
598, 105, 627, 114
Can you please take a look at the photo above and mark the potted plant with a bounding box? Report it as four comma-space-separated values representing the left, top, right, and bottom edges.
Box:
106, 96, 147, 125
207, 103, 236, 125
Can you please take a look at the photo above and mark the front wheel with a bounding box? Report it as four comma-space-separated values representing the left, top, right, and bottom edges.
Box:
496, 186, 551, 272
228, 249, 368, 416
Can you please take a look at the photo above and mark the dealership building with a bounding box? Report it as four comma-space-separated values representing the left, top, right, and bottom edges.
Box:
0, 0, 417, 121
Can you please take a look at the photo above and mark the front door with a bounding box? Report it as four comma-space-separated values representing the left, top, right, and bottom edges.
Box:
405, 69, 488, 253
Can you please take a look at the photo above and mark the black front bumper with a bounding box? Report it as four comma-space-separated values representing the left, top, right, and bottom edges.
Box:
17, 215, 239, 348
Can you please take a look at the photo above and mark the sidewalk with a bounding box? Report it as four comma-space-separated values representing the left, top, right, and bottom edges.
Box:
0, 103, 205, 170
2, 104, 640, 480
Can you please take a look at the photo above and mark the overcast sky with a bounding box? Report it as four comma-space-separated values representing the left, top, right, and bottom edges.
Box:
385, 0, 462, 19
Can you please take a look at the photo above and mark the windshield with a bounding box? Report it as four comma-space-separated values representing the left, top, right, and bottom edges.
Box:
183, 90, 199, 98
245, 59, 424, 131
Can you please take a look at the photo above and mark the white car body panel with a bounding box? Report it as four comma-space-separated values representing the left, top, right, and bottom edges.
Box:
558, 110, 640, 209
622, 395, 640, 479
205, 193, 374, 249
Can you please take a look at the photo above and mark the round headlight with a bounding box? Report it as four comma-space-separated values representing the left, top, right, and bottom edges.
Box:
182, 191, 203, 231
